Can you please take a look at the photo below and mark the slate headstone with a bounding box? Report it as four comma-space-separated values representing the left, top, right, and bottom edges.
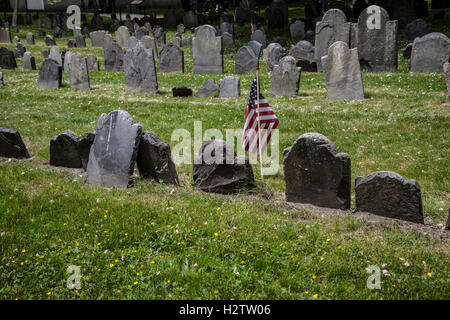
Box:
124, 43, 158, 93
75, 35, 86, 48
38, 59, 62, 89
271, 56, 301, 97
141, 35, 158, 58
0, 28, 11, 43
104, 42, 124, 72
218, 76, 240, 98
159, 43, 184, 73
247, 40, 262, 58
69, 53, 90, 91
50, 130, 82, 168
0, 47, 17, 69
49, 46, 62, 67
235, 45, 257, 74
290, 20, 305, 39
115, 25, 130, 47
45, 35, 56, 46
0, 127, 30, 159
192, 25, 223, 74
289, 40, 315, 62
26, 32, 34, 45
86, 54, 100, 72
267, 43, 286, 71
90, 30, 107, 47
63, 50, 72, 71
195, 79, 219, 98
405, 18, 431, 40
172, 86, 193, 97
410, 33, 450, 72
250, 29, 266, 47
22, 51, 36, 70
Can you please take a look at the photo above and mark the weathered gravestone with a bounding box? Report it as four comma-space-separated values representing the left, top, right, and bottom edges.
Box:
45, 35, 56, 46
314, 9, 351, 72
283, 133, 351, 209
290, 20, 305, 39
322, 41, 365, 100
222, 32, 234, 48
49, 46, 62, 66
0, 28, 11, 43
86, 110, 142, 188
67, 39, 76, 48
104, 42, 124, 72
410, 33, 450, 72
177, 24, 185, 34
50, 130, 82, 168
355, 171, 424, 224
247, 40, 262, 58
124, 43, 158, 93
405, 18, 431, 40
26, 32, 34, 45
63, 50, 72, 71
42, 49, 49, 59
0, 127, 30, 158
289, 40, 315, 62
86, 54, 100, 71
38, 59, 62, 89
183, 11, 198, 28
15, 43, 26, 58
141, 35, 158, 58
115, 26, 130, 47
153, 27, 166, 47
267, 43, 286, 71
69, 53, 90, 91
193, 140, 255, 194
192, 25, 223, 74
271, 56, 301, 97
444, 63, 450, 98
195, 79, 219, 98
219, 76, 240, 98
103, 33, 113, 48
75, 35, 86, 48
0, 47, 17, 69
90, 30, 108, 47
235, 45, 257, 74
250, 29, 266, 47
159, 43, 184, 73
79, 132, 95, 170
128, 36, 138, 49
136, 131, 179, 185
351, 5, 398, 72
22, 52, 36, 70
172, 86, 193, 97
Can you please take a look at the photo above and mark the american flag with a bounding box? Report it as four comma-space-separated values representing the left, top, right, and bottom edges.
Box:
241, 77, 279, 154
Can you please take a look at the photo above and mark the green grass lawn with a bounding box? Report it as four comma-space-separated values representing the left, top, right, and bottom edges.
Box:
0, 7, 449, 300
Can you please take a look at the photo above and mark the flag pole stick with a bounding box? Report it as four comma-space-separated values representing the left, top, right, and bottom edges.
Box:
256, 59, 264, 180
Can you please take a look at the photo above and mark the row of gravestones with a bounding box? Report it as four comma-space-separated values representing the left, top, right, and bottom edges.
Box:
1, 110, 449, 229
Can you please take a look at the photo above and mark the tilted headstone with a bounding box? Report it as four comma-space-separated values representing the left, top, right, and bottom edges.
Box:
444, 63, 450, 98
314, 9, 351, 72
104, 42, 124, 72
219, 76, 240, 98
50, 130, 82, 168
22, 52, 36, 70
26, 32, 35, 45
124, 43, 158, 93
322, 41, 364, 100
193, 140, 254, 194
220, 22, 234, 37
250, 29, 266, 47
405, 18, 431, 40
192, 25, 223, 74
45, 35, 56, 46
410, 33, 450, 72
136, 131, 179, 185
86, 54, 100, 72
86, 110, 142, 188
289, 40, 315, 62
351, 5, 398, 72
0, 47, 17, 69
159, 43, 184, 73
38, 59, 62, 89
0, 127, 30, 159
283, 133, 351, 209
355, 171, 424, 224
49, 46, 62, 67
290, 20, 305, 39
271, 56, 301, 97
0, 28, 11, 43
69, 53, 90, 91
235, 45, 257, 74
115, 26, 130, 47
141, 35, 158, 58
195, 79, 219, 97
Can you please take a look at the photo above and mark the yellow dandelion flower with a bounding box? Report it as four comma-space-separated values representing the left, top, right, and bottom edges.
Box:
241, 260, 245, 264
312, 275, 317, 279
125, 233, 128, 236
46, 291, 51, 296
427, 272, 432, 277
151, 260, 155, 264
114, 259, 118, 263
320, 257, 324, 261
97, 242, 101, 246
214, 290, 219, 294
304, 291, 309, 294
133, 281, 138, 285
22, 249, 26, 253
20, 262, 24, 265
117, 290, 121, 293
110, 263, 114, 268
326, 238, 331, 242
167, 280, 171, 284
313, 294, 318, 299
214, 232, 219, 237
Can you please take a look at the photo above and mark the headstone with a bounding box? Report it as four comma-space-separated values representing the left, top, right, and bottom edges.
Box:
250, 29, 266, 47
25, 13, 32, 25
247, 40, 262, 58
63, 50, 73, 71
218, 76, 240, 98
171, 34, 182, 47
177, 24, 185, 34
26, 32, 34, 45
314, 9, 351, 72
141, 35, 158, 58
403, 43, 413, 59
283, 133, 351, 209
90, 30, 107, 47
172, 86, 193, 97
69, 53, 90, 91
115, 26, 130, 47
267, 43, 286, 71
44, 17, 52, 29
75, 35, 86, 48
103, 33, 113, 48
128, 36, 138, 49
42, 49, 49, 59
222, 32, 234, 48
304, 30, 315, 45
22, 52, 36, 70
124, 43, 158, 93
86, 54, 100, 72
235, 45, 258, 74
53, 26, 63, 38
183, 11, 198, 28
104, 42, 124, 72
0, 28, 11, 43
159, 43, 184, 73
79, 132, 95, 170
192, 25, 223, 74
13, 36, 20, 44
45, 35, 56, 46
352, 5, 398, 72
38, 59, 62, 89
49, 46, 62, 67
67, 39, 76, 48
289, 40, 315, 62
0, 47, 17, 69
290, 20, 305, 39
136, 131, 179, 185
271, 56, 301, 97
405, 18, 431, 40
15, 43, 26, 57
0, 127, 30, 159
86, 110, 142, 188
50, 130, 82, 168
355, 171, 424, 224
195, 79, 219, 97
322, 41, 364, 100
153, 27, 166, 47
444, 63, 450, 98
410, 33, 450, 72
193, 140, 254, 193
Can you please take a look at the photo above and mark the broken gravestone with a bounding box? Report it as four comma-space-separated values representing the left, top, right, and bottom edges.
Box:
0, 127, 30, 158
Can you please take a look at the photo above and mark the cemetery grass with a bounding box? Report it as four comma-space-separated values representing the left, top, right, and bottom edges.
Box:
0, 15, 450, 300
